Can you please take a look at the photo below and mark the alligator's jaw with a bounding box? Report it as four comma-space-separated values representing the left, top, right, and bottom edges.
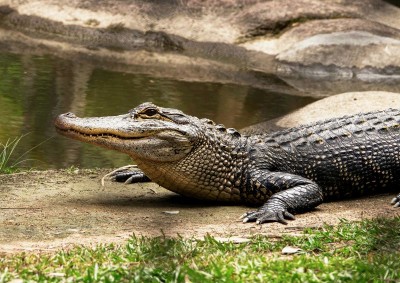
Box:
54, 112, 192, 162
55, 112, 143, 145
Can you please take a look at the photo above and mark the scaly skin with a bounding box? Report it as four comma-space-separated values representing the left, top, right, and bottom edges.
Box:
55, 103, 400, 224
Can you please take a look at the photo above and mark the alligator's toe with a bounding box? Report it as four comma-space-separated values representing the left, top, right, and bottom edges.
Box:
114, 171, 141, 183
241, 210, 262, 223
256, 210, 295, 225
101, 165, 150, 185
241, 208, 295, 225
391, 193, 400, 208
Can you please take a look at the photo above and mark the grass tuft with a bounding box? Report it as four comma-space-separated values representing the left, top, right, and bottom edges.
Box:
0, 135, 24, 174
0, 134, 52, 174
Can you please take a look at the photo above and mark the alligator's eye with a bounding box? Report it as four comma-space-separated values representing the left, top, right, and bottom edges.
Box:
142, 108, 158, 116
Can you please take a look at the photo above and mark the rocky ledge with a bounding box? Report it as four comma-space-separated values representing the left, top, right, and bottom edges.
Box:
0, 0, 399, 88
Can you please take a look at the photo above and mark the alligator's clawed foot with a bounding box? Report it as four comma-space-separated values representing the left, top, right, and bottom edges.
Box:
101, 165, 150, 186
240, 208, 295, 225
391, 193, 400, 208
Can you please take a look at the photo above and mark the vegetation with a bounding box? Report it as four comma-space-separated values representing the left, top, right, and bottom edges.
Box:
0, 217, 399, 282
0, 135, 51, 174
0, 135, 26, 174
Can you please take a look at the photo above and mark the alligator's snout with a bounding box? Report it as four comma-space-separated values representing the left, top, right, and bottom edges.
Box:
64, 112, 77, 118
54, 112, 77, 131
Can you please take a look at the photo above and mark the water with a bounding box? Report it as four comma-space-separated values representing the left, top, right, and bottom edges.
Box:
0, 51, 318, 169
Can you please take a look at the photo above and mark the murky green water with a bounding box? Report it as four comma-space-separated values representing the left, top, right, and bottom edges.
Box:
0, 52, 318, 169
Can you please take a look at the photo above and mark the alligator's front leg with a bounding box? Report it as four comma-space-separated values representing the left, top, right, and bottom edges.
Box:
242, 171, 324, 224
101, 165, 151, 186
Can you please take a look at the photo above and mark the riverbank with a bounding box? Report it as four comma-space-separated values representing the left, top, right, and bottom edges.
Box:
0, 169, 398, 253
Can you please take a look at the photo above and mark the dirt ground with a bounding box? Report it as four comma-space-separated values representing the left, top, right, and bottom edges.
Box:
0, 169, 399, 253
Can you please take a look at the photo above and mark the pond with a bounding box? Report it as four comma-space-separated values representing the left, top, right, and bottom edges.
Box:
0, 51, 319, 169
1, 48, 398, 170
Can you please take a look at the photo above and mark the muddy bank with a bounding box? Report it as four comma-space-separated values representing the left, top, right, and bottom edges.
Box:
0, 169, 398, 253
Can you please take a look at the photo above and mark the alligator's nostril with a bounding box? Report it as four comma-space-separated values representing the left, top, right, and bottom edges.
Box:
65, 112, 77, 118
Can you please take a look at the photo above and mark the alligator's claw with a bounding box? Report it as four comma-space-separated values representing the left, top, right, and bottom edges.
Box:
391, 193, 400, 208
101, 165, 151, 186
241, 208, 295, 225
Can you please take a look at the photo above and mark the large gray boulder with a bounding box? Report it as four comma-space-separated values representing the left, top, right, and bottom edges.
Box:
276, 24, 400, 79
242, 91, 400, 134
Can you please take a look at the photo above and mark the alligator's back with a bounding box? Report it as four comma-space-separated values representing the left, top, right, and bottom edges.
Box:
256, 108, 400, 200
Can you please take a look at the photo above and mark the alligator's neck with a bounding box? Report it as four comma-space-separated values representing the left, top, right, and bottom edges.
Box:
133, 126, 251, 202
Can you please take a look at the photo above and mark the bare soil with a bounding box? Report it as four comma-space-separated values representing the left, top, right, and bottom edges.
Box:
0, 169, 398, 253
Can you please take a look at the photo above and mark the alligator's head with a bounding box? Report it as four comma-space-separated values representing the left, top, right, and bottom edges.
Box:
55, 102, 246, 202
55, 102, 202, 162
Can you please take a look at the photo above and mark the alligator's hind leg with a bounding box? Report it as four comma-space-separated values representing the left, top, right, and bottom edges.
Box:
101, 165, 151, 186
391, 193, 400, 208
241, 172, 324, 225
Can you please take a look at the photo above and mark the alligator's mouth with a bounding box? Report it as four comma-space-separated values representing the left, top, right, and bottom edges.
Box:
55, 127, 144, 140
54, 111, 193, 162
54, 112, 151, 141
55, 104, 201, 165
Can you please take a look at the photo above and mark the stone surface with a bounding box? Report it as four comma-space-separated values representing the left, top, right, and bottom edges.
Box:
0, 0, 399, 81
242, 91, 400, 134
276, 30, 400, 78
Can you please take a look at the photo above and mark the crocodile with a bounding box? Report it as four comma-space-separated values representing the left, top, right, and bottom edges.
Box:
54, 102, 400, 224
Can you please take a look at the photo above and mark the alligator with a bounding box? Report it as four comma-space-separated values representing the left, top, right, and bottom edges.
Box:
55, 102, 400, 224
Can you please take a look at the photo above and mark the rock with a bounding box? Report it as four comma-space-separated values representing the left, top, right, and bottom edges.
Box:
243, 15, 400, 79
242, 18, 400, 55
236, 0, 360, 43
276, 29, 400, 79
241, 91, 400, 135
274, 74, 400, 96
2, 0, 400, 81
281, 246, 303, 255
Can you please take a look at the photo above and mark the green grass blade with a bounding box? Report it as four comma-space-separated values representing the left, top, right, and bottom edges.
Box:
0, 134, 52, 173
0, 138, 13, 172
12, 135, 54, 166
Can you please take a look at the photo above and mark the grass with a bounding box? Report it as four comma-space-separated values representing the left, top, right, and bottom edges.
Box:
0, 135, 25, 174
0, 135, 51, 174
0, 217, 399, 282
